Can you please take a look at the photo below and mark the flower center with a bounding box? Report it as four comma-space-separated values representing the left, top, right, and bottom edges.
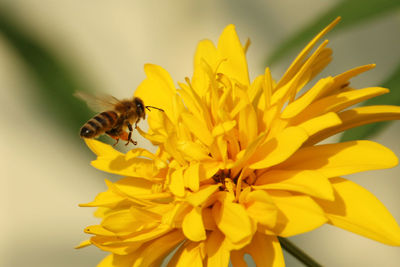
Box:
212, 168, 256, 194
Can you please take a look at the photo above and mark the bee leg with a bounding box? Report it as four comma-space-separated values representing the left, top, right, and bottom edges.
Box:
134, 118, 140, 129
112, 138, 120, 146
125, 122, 137, 145
106, 130, 120, 146
126, 131, 137, 146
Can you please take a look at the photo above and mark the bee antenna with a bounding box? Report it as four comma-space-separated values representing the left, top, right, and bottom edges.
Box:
145, 106, 164, 112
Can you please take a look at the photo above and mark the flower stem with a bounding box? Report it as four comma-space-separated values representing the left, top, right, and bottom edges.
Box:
278, 237, 322, 267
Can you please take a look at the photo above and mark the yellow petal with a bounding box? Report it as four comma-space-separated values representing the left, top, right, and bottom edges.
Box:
248, 74, 265, 109
238, 103, 258, 149
146, 106, 174, 137
123, 224, 172, 243
85, 138, 123, 157
297, 112, 342, 137
86, 141, 160, 180
177, 140, 212, 161
305, 105, 400, 145
181, 112, 214, 146
91, 156, 158, 180
199, 161, 223, 181
192, 39, 219, 97
183, 163, 200, 192
168, 241, 205, 267
250, 127, 308, 169
231, 233, 285, 267
79, 187, 124, 207
295, 87, 388, 123
272, 42, 327, 107
98, 254, 134, 267
212, 120, 237, 137
101, 210, 152, 234
308, 48, 332, 82
281, 77, 334, 119
315, 177, 400, 245
278, 140, 398, 178
125, 148, 159, 161
268, 192, 327, 237
186, 184, 220, 206
254, 170, 334, 201
320, 64, 375, 98
84, 225, 116, 237
131, 230, 185, 267
134, 64, 176, 121
169, 168, 185, 197
112, 177, 153, 199
182, 207, 207, 241
217, 24, 250, 87
75, 239, 91, 249
276, 17, 340, 88
178, 85, 203, 121
206, 230, 230, 267
90, 235, 140, 255
231, 133, 267, 177
212, 194, 253, 245
241, 189, 278, 228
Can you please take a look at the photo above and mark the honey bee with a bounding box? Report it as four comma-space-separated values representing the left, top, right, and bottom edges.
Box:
75, 92, 163, 146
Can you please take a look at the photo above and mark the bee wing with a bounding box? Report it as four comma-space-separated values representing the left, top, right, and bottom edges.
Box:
74, 91, 121, 112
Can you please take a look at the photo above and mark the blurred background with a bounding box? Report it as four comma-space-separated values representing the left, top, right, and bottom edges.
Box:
1, 0, 399, 266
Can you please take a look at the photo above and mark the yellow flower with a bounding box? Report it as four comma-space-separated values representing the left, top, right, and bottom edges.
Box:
78, 17, 400, 266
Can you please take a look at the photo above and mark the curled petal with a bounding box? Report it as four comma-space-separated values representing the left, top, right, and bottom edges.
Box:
212, 194, 254, 246
183, 163, 200, 192
182, 207, 207, 242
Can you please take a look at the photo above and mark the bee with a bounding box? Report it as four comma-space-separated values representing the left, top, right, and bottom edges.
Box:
75, 92, 163, 146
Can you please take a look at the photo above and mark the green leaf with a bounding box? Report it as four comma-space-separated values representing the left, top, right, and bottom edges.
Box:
266, 0, 400, 66
340, 62, 400, 141
0, 10, 96, 140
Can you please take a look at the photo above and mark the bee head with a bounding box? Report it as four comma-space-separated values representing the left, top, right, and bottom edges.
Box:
134, 97, 146, 119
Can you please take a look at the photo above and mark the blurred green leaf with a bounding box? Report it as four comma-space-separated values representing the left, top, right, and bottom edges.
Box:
0, 10, 95, 140
340, 63, 400, 141
267, 0, 400, 66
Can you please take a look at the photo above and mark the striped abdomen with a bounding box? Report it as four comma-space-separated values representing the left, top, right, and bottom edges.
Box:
80, 111, 118, 138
